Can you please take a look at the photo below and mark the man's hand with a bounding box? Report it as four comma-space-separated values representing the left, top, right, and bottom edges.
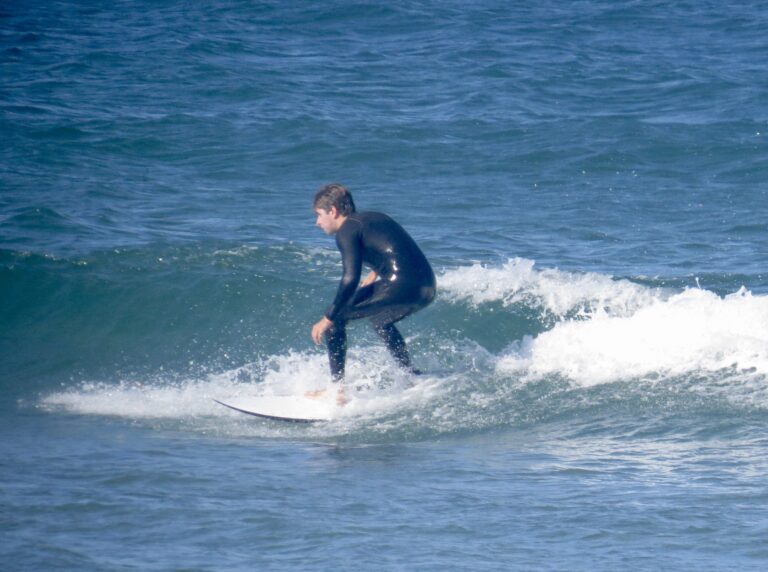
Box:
312, 317, 333, 345
360, 271, 378, 287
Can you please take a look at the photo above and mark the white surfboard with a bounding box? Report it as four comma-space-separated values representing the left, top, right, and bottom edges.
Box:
214, 395, 336, 423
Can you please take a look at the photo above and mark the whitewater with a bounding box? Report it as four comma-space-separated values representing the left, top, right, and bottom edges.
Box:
37, 260, 768, 441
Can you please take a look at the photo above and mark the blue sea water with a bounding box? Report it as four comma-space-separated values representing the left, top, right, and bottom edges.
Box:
2, 1, 768, 569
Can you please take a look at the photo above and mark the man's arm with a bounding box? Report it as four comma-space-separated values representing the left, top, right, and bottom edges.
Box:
313, 269, 373, 346
323, 225, 363, 322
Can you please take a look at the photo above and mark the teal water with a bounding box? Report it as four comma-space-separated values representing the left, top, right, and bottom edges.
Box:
2, 1, 768, 570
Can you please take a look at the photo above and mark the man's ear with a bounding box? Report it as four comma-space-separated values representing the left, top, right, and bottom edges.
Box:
329, 206, 339, 218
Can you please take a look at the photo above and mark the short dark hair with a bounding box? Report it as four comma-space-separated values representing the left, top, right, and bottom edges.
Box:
313, 183, 356, 216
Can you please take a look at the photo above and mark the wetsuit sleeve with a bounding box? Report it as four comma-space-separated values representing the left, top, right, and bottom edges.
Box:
325, 223, 363, 322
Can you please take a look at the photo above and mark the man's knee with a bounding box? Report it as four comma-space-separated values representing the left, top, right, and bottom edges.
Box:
370, 320, 390, 336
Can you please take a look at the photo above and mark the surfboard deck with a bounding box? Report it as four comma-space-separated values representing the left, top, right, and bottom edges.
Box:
214, 395, 336, 423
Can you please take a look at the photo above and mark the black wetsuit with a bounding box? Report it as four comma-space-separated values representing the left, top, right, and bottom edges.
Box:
324, 211, 436, 381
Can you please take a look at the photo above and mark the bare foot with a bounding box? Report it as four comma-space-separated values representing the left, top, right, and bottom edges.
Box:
304, 389, 327, 399
305, 387, 347, 406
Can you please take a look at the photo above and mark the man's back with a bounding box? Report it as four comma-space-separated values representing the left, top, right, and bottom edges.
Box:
336, 211, 435, 287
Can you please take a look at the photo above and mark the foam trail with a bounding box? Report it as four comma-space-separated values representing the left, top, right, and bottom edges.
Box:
498, 287, 768, 386
39, 375, 244, 419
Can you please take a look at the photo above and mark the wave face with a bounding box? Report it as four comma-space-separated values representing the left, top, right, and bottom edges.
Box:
6, 248, 762, 442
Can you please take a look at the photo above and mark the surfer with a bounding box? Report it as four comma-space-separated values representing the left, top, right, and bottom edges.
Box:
309, 183, 436, 403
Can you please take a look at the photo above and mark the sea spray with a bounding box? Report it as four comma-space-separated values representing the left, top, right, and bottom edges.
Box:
439, 257, 662, 319
498, 286, 768, 387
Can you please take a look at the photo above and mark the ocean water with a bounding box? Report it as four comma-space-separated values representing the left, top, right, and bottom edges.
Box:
2, 1, 768, 570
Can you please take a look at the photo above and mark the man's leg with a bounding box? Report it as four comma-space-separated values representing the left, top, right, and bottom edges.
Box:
306, 320, 347, 404
325, 320, 347, 381
372, 321, 413, 371
343, 282, 432, 375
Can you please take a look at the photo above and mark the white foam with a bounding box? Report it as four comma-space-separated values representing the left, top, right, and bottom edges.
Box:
40, 374, 243, 419
212, 244, 260, 257
498, 287, 768, 386
439, 258, 659, 317
39, 346, 442, 426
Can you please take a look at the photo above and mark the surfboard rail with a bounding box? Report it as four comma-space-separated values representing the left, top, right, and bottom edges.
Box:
214, 397, 334, 423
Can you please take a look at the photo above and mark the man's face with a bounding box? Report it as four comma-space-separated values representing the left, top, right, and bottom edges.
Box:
315, 207, 341, 235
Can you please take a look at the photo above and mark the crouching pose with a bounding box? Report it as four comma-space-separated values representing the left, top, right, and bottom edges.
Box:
310, 183, 436, 400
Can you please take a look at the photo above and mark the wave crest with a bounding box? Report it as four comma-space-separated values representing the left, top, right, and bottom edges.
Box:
439, 257, 660, 318
498, 286, 768, 386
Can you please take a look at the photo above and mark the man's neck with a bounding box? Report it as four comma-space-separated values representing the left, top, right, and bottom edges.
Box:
333, 215, 348, 234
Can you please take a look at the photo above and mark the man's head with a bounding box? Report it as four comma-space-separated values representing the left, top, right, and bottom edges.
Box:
313, 183, 356, 235
313, 183, 356, 217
